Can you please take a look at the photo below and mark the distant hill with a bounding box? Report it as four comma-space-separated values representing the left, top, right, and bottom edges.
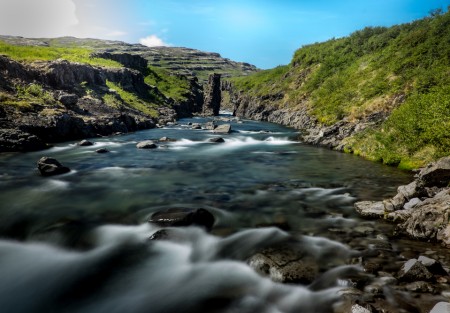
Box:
229, 10, 450, 169
0, 36, 258, 83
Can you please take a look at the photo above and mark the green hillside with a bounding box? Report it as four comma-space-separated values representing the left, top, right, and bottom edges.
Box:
231, 10, 450, 169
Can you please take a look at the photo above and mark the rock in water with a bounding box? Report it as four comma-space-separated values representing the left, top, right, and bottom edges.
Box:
149, 208, 215, 231
37, 157, 70, 177
354, 201, 385, 218
248, 245, 319, 284
202, 73, 221, 116
397, 259, 433, 282
209, 137, 225, 143
213, 124, 231, 134
136, 140, 157, 149
95, 148, 109, 154
78, 139, 94, 146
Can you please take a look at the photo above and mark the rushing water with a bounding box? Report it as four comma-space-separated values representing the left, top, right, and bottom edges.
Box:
1, 114, 443, 313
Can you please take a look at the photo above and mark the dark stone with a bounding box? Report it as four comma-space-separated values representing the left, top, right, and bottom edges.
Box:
149, 208, 215, 231
78, 139, 94, 146
418, 255, 449, 276
191, 123, 202, 130
418, 156, 450, 187
397, 259, 434, 282
95, 148, 109, 153
159, 136, 175, 142
202, 73, 221, 116
0, 129, 48, 152
209, 137, 225, 143
248, 245, 319, 284
57, 92, 79, 106
37, 156, 70, 177
136, 140, 157, 149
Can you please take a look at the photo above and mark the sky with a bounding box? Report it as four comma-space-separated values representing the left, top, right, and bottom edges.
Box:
0, 0, 448, 69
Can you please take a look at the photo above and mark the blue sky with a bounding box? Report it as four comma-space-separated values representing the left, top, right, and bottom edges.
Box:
0, 0, 449, 68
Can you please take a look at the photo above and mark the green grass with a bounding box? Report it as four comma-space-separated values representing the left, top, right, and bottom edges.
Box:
1, 83, 59, 109
105, 81, 159, 117
0, 40, 122, 68
229, 10, 450, 169
144, 66, 190, 102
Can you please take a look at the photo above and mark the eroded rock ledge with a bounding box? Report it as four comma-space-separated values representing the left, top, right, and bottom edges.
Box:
355, 156, 450, 246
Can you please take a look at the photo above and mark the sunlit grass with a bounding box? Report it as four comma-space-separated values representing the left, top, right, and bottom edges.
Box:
0, 40, 122, 68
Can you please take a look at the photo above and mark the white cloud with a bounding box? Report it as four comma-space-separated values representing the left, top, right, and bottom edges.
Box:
0, 0, 78, 37
139, 35, 169, 47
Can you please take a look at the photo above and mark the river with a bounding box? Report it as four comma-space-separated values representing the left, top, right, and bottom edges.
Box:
0, 114, 447, 312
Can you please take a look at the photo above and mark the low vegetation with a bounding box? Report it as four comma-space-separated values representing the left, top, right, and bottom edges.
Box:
1, 83, 59, 109
145, 66, 190, 102
231, 9, 450, 169
105, 81, 159, 117
0, 40, 122, 68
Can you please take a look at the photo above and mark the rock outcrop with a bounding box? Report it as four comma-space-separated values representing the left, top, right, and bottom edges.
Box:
202, 73, 221, 116
354, 156, 450, 246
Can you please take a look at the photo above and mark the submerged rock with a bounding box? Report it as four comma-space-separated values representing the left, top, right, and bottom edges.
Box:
209, 137, 225, 143
397, 259, 433, 282
78, 139, 94, 146
136, 140, 157, 149
248, 245, 319, 284
149, 208, 215, 231
37, 156, 70, 177
95, 148, 109, 154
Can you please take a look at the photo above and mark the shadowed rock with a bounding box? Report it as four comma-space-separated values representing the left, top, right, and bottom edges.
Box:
37, 156, 70, 177
149, 208, 215, 231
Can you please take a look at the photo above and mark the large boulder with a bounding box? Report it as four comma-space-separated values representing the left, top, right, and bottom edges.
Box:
396, 189, 450, 244
136, 140, 157, 149
37, 156, 70, 177
397, 259, 433, 282
354, 201, 385, 219
149, 208, 215, 231
213, 124, 231, 134
418, 156, 450, 187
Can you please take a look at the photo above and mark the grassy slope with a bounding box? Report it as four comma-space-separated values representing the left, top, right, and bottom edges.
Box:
232, 11, 450, 169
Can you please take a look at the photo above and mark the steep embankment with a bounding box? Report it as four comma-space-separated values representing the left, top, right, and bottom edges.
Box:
229, 11, 450, 169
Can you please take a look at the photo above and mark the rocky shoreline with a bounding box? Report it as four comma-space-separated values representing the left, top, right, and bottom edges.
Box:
355, 157, 450, 247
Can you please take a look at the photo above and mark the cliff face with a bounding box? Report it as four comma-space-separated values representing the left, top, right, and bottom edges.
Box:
0, 54, 174, 152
